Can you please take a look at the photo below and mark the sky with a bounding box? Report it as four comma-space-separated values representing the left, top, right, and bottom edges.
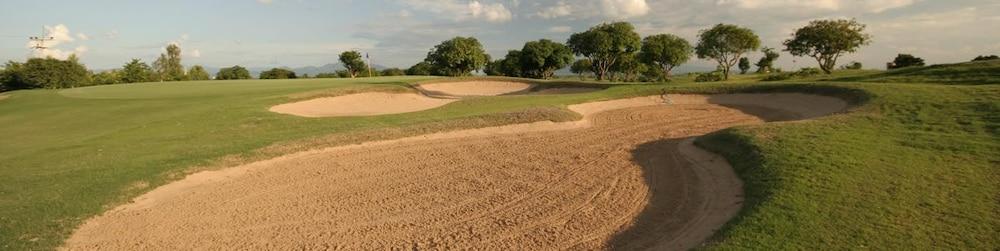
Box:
1, 0, 998, 71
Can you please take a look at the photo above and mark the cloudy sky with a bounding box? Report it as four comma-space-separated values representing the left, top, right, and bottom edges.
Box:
1, 0, 997, 71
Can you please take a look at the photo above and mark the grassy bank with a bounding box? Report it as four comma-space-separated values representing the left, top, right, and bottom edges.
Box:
0, 73, 997, 250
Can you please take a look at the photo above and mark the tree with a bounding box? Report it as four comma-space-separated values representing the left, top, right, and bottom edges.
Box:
638, 34, 692, 78
315, 73, 340, 78
153, 44, 185, 81
406, 62, 434, 76
519, 39, 574, 79
338, 51, 367, 78
973, 55, 999, 61
570, 59, 592, 79
424, 37, 489, 76
755, 47, 780, 73
738, 57, 751, 74
4, 56, 92, 89
695, 23, 761, 80
259, 68, 297, 79
92, 70, 122, 85
215, 65, 252, 80
483, 60, 503, 76
890, 54, 925, 69
611, 54, 645, 82
495, 50, 523, 77
187, 65, 211, 80
567, 22, 642, 81
784, 19, 872, 74
381, 68, 406, 76
121, 59, 155, 83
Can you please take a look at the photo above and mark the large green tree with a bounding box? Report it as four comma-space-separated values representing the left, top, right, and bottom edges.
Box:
695, 24, 760, 80
784, 19, 872, 74
567, 22, 642, 81
187, 65, 211, 80
406, 62, 434, 76
570, 59, 592, 79
259, 68, 297, 79
519, 39, 574, 79
611, 54, 645, 82
153, 44, 185, 81
495, 50, 523, 77
215, 65, 252, 80
121, 59, 155, 83
638, 34, 692, 78
2, 55, 91, 89
338, 51, 367, 78
424, 37, 489, 76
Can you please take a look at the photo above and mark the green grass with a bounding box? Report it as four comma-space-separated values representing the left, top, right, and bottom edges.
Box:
830, 59, 1000, 85
0, 69, 997, 250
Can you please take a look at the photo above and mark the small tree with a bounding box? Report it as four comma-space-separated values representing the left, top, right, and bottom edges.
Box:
519, 39, 574, 79
92, 70, 122, 85
611, 54, 644, 82
738, 57, 751, 74
755, 47, 780, 73
338, 51, 367, 78
14, 55, 92, 89
567, 22, 642, 81
496, 50, 523, 77
784, 19, 872, 74
638, 34, 692, 78
570, 59, 592, 79
187, 65, 211, 80
406, 62, 434, 76
121, 59, 155, 83
153, 44, 185, 81
890, 54, 925, 69
215, 65, 252, 80
425, 37, 489, 76
695, 24, 761, 80
259, 68, 297, 79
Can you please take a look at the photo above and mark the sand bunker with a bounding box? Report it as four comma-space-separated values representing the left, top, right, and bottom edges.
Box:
66, 93, 847, 250
418, 81, 534, 97
269, 92, 456, 117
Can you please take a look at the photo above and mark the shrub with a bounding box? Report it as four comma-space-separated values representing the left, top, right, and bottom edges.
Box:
695, 71, 724, 82
315, 73, 339, 78
259, 68, 297, 79
381, 68, 406, 76
889, 54, 925, 69
216, 66, 252, 80
972, 55, 999, 61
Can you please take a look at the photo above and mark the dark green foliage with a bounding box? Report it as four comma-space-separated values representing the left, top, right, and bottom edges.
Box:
215, 65, 252, 80
153, 44, 185, 81
406, 62, 434, 76
380, 68, 406, 76
339, 51, 367, 78
610, 54, 645, 82
259, 68, 298, 79
696, 24, 761, 80
639, 34, 692, 78
755, 47, 780, 73
315, 73, 339, 78
424, 37, 489, 76
762, 67, 823, 81
121, 59, 155, 83
0, 56, 91, 89
738, 57, 750, 74
972, 55, 998, 61
92, 70, 122, 85
695, 71, 724, 82
784, 19, 872, 74
518, 39, 574, 79
567, 22, 642, 81
187, 65, 211, 81
890, 54, 925, 69
570, 59, 592, 79
488, 50, 524, 77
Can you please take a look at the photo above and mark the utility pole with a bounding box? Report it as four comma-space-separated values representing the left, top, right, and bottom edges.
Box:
28, 26, 54, 57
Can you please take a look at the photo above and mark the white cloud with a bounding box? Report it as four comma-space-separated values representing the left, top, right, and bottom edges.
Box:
536, 1, 572, 19
400, 0, 513, 23
716, 0, 914, 13
548, 26, 573, 33
76, 33, 89, 41
600, 0, 649, 18
27, 24, 88, 60
188, 49, 202, 58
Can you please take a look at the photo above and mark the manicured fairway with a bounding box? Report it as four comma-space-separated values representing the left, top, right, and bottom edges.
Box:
0, 70, 997, 250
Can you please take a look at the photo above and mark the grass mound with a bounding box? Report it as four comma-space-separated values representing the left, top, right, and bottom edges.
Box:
831, 60, 1000, 85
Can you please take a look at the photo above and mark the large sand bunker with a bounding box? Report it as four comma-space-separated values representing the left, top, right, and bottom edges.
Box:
269, 92, 456, 117
418, 81, 534, 97
66, 94, 847, 250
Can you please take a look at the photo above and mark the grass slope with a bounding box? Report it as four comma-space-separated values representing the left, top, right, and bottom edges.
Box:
831, 59, 1000, 85
0, 71, 997, 250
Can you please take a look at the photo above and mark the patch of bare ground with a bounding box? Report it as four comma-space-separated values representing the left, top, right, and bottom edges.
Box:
417, 81, 534, 97
65, 94, 846, 250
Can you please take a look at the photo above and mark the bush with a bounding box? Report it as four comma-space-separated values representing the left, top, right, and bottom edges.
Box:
695, 71, 724, 82
259, 68, 297, 79
1, 56, 91, 89
381, 68, 406, 76
216, 66, 252, 80
890, 54, 925, 69
762, 67, 823, 81
315, 73, 339, 78
972, 55, 999, 61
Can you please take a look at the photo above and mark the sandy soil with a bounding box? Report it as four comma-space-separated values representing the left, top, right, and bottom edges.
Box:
269, 92, 456, 117
0, 94, 8, 101
418, 81, 534, 97
65, 94, 846, 250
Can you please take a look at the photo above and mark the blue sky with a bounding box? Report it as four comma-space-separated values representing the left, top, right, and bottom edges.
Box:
1, 0, 998, 70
